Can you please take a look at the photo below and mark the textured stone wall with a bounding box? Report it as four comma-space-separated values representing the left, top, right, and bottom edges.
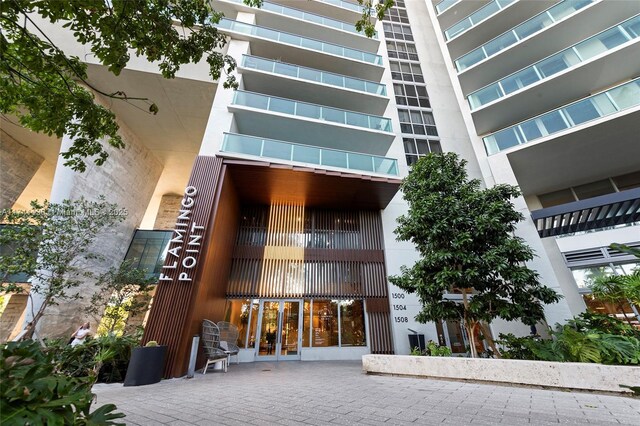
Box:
0, 293, 28, 342
31, 117, 163, 338
153, 194, 183, 230
0, 133, 44, 210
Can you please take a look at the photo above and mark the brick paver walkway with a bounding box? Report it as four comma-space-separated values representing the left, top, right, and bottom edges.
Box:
93, 361, 639, 425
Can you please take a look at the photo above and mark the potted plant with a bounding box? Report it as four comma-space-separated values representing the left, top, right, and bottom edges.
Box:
123, 341, 167, 386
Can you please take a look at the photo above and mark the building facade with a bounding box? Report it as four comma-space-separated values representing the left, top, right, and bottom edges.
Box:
1, 0, 638, 376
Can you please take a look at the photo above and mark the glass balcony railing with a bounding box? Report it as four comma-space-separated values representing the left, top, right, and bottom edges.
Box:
436, 0, 460, 15
222, 133, 399, 175
224, 0, 374, 38
483, 78, 640, 155
444, 0, 515, 41
217, 19, 382, 64
232, 90, 393, 132
469, 15, 640, 110
455, 0, 594, 72
319, 0, 369, 14
241, 55, 387, 96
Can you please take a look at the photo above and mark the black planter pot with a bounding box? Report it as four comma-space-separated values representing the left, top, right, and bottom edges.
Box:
123, 346, 167, 386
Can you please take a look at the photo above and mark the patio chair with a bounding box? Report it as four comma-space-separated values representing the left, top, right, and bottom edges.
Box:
217, 321, 240, 364
201, 320, 228, 374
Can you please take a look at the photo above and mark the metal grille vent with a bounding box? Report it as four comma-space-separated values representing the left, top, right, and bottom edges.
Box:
563, 248, 606, 264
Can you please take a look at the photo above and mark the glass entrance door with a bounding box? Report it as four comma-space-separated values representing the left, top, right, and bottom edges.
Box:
256, 300, 302, 361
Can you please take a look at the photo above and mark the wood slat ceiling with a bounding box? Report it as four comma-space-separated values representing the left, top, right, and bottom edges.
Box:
224, 159, 402, 210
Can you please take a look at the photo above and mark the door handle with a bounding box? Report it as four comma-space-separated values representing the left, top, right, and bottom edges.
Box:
278, 312, 283, 344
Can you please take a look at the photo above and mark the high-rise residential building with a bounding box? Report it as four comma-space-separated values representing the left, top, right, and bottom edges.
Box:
426, 0, 640, 332
1, 0, 638, 377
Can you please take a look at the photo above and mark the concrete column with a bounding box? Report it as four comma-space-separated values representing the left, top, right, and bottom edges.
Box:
153, 194, 183, 230
27, 110, 163, 338
198, 17, 253, 154
0, 133, 44, 210
487, 154, 583, 326
0, 293, 29, 341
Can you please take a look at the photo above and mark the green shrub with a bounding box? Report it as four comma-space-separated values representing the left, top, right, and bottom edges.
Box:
1, 340, 125, 425
498, 318, 640, 365
46, 333, 140, 383
409, 341, 452, 357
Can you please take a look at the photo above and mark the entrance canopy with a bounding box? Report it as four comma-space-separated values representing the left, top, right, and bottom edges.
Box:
223, 158, 402, 210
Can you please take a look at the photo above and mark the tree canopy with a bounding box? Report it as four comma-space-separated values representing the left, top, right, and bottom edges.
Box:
0, 197, 125, 339
1, 0, 390, 172
389, 153, 561, 357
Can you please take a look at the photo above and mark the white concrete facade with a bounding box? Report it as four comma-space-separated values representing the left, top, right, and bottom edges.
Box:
3, 0, 637, 356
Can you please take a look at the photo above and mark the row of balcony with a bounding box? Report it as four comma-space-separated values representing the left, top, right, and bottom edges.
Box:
455, 0, 594, 72
221, 133, 398, 176
216, 18, 382, 65
215, 2, 396, 178
468, 14, 640, 110
222, 0, 373, 38
232, 90, 391, 132
241, 55, 386, 96
483, 78, 640, 155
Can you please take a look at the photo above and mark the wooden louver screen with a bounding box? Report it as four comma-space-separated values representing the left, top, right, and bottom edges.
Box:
226, 206, 389, 298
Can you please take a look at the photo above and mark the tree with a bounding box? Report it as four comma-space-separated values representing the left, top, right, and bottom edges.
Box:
590, 272, 640, 326
1, 0, 390, 172
86, 259, 155, 336
0, 197, 125, 340
389, 153, 561, 358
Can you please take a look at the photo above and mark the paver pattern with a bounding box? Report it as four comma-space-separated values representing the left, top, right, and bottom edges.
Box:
93, 361, 640, 425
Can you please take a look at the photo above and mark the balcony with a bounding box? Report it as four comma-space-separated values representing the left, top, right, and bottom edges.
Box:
214, 0, 378, 52
239, 55, 388, 115
229, 90, 395, 155
444, 0, 554, 60
468, 15, 640, 134
221, 133, 399, 176
267, 0, 368, 26
216, 18, 384, 80
483, 78, 640, 155
445, 0, 514, 41
436, 0, 459, 15
435, 0, 491, 30
531, 188, 640, 237
455, 0, 640, 94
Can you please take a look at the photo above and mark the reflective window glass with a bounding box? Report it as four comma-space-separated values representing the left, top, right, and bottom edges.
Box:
340, 300, 366, 346
312, 300, 339, 347
223, 299, 252, 348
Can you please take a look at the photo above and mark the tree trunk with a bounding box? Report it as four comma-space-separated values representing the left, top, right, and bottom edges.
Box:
461, 289, 478, 358
618, 303, 634, 326
479, 322, 501, 358
21, 299, 48, 342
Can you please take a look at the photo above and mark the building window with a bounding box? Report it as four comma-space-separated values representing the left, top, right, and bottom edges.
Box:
398, 109, 438, 136
393, 83, 430, 107
570, 263, 639, 324
386, 41, 418, 60
383, 22, 414, 41
537, 171, 640, 207
403, 138, 442, 166
340, 300, 366, 346
312, 300, 339, 347
390, 60, 424, 82
384, 7, 409, 23
223, 299, 253, 348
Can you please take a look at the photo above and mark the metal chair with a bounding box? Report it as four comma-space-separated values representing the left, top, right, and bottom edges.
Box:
201, 320, 228, 374
217, 321, 240, 365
